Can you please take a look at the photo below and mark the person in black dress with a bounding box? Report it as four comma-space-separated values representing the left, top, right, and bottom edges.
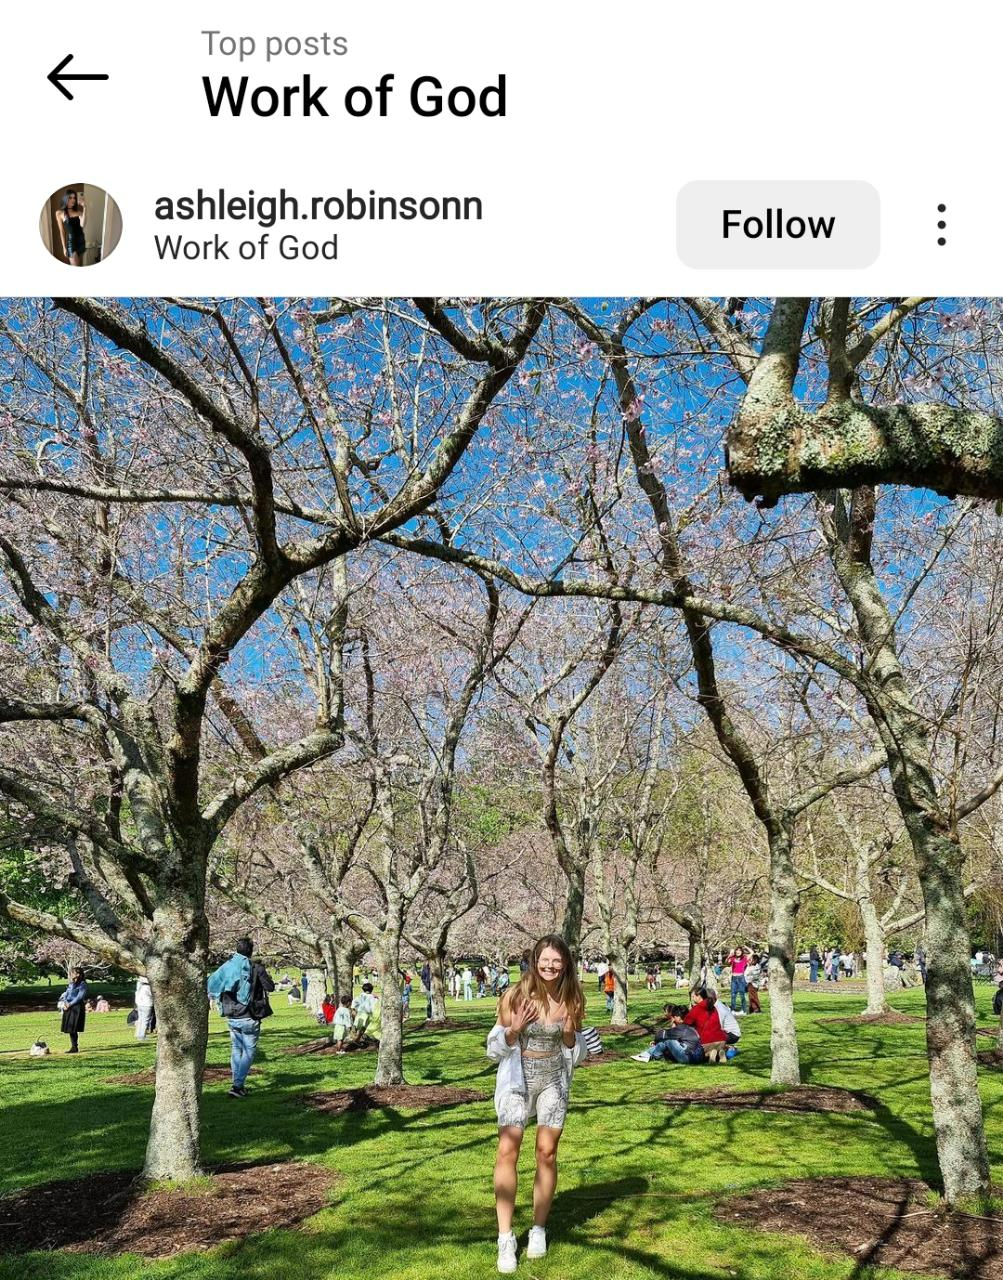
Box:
58, 967, 89, 1053
57, 190, 87, 265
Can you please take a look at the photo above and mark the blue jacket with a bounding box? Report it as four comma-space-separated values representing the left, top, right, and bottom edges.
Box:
60, 980, 88, 1007
207, 953, 252, 1006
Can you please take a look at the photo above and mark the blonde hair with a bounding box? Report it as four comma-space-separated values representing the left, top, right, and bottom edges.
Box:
507, 934, 584, 1028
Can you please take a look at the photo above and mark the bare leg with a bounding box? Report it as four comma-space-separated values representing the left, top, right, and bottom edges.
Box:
532, 1126, 563, 1227
494, 1126, 524, 1233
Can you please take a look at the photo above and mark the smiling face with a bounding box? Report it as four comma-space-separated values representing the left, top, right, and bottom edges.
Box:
536, 946, 564, 983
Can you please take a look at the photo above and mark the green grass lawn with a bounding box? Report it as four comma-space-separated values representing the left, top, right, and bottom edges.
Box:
2, 979, 1000, 1279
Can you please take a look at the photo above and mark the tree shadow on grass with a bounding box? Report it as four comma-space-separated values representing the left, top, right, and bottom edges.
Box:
647, 1069, 942, 1190
546, 1175, 790, 1279
0, 1066, 168, 1185
0, 1158, 334, 1259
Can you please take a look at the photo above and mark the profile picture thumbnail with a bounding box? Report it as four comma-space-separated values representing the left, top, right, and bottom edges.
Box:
39, 184, 123, 267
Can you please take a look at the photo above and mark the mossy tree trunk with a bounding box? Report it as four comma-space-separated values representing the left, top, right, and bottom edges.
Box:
429, 950, 448, 1022
820, 486, 990, 1202
766, 825, 801, 1085
860, 899, 890, 1017
374, 938, 405, 1086
145, 906, 210, 1180
720, 297, 1003, 506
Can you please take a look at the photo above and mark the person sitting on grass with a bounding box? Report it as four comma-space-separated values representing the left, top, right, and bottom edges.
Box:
332, 995, 353, 1050
631, 1004, 704, 1064
713, 993, 742, 1046
683, 987, 730, 1063
95, 996, 111, 1013
349, 982, 376, 1041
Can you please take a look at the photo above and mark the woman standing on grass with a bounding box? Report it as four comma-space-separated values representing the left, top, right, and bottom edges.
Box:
57, 967, 88, 1053
487, 934, 585, 1274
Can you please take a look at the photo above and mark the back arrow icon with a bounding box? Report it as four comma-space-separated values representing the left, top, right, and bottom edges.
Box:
48, 54, 109, 101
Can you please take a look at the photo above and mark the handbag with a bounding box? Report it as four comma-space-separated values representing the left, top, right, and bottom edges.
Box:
126, 1008, 139, 1025
582, 1026, 604, 1056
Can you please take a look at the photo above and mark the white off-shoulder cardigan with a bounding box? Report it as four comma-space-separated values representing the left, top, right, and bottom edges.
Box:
486, 1023, 586, 1122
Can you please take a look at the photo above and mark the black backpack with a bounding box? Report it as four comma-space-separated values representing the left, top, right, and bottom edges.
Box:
246, 963, 273, 1021
219, 961, 273, 1020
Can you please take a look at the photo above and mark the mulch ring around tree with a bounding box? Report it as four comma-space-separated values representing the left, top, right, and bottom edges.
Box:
662, 1084, 877, 1114
303, 1084, 486, 1115
0, 1160, 335, 1258
416, 1018, 469, 1031
591, 1022, 652, 1038
717, 1176, 1003, 1278
282, 1036, 377, 1057
105, 1065, 257, 1086
977, 1046, 1003, 1068
818, 1011, 925, 1026
578, 1050, 622, 1066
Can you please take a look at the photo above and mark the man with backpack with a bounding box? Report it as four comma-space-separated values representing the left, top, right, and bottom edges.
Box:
207, 937, 275, 1098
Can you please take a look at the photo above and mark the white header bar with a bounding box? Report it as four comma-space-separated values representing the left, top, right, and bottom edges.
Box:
1, 1, 996, 293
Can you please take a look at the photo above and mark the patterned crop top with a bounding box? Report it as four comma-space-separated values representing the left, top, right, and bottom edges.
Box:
520, 1019, 566, 1058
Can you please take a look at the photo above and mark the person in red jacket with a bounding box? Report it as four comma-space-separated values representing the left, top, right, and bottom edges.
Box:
683, 988, 729, 1063
320, 993, 336, 1025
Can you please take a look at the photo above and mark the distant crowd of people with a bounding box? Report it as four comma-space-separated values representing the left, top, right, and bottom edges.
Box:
807, 944, 927, 985
46, 932, 970, 1125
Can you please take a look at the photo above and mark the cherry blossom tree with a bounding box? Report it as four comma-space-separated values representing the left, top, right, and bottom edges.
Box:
380, 297, 1003, 1201
493, 599, 625, 958
646, 735, 767, 982
0, 296, 543, 1178
387, 299, 882, 1088
800, 796, 928, 1015
405, 845, 478, 1022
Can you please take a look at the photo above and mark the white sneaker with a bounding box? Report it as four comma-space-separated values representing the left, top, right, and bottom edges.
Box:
734, 1010, 747, 1017
631, 1051, 652, 1062
497, 1232, 518, 1273
527, 1226, 548, 1259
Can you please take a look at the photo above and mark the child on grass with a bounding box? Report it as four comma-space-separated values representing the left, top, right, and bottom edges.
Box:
332, 995, 353, 1050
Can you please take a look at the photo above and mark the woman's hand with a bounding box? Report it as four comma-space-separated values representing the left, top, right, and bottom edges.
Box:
509, 997, 538, 1035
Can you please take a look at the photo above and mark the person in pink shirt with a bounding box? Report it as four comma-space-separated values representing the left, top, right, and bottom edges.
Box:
726, 947, 749, 1014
